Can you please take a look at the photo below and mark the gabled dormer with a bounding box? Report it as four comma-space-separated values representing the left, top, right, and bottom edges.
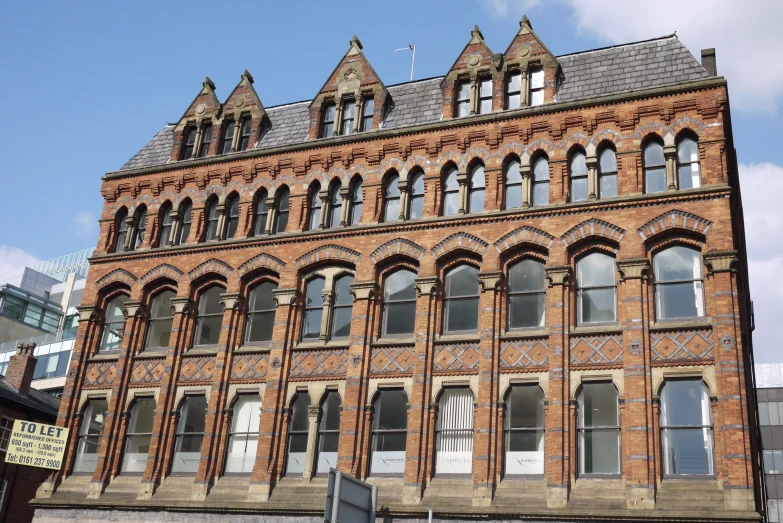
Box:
441, 25, 502, 119
217, 70, 267, 155
308, 36, 388, 140
171, 77, 222, 162
501, 16, 560, 109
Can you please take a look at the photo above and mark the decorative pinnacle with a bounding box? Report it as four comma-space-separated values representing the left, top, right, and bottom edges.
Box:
520, 15, 532, 30
350, 34, 363, 50
472, 25, 484, 40
203, 76, 216, 91
242, 70, 254, 84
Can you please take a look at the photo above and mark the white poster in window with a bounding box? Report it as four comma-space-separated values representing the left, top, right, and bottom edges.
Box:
286, 452, 306, 474
435, 451, 472, 474
121, 453, 148, 473
171, 451, 200, 473
317, 451, 337, 473
370, 451, 405, 474
505, 451, 544, 475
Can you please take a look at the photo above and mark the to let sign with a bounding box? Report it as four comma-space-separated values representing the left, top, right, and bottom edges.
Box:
5, 420, 69, 470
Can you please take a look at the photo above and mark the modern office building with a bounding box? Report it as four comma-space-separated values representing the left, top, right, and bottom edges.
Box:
31, 19, 761, 522
756, 363, 783, 521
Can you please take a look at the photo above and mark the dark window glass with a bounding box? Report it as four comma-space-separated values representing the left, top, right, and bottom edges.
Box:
180, 127, 196, 160
328, 183, 342, 229
654, 246, 704, 320
100, 295, 128, 351
221, 121, 235, 154
316, 391, 341, 473
409, 172, 424, 219
506, 72, 521, 110
302, 277, 325, 340
74, 398, 108, 473
478, 78, 492, 114
172, 395, 208, 473
532, 157, 549, 206
193, 286, 224, 346
144, 290, 175, 351
176, 202, 192, 245
361, 98, 374, 132
132, 208, 147, 250
197, 124, 212, 158
225, 395, 261, 473
330, 275, 354, 339
286, 393, 311, 474
340, 100, 356, 135
577, 253, 616, 324
122, 397, 156, 473
321, 103, 336, 137
275, 189, 290, 233
0, 294, 24, 321
225, 195, 239, 239
158, 204, 173, 247
349, 179, 363, 225
114, 210, 128, 252
308, 183, 322, 231
253, 190, 269, 236
456, 81, 470, 117
504, 159, 522, 210
661, 380, 714, 475
443, 167, 459, 216
384, 173, 401, 222
508, 259, 546, 329
245, 281, 277, 344
505, 385, 544, 475
529, 67, 544, 106
644, 141, 666, 194
435, 388, 473, 474
371, 389, 408, 474
598, 148, 617, 198
570, 152, 588, 202
382, 270, 416, 336
578, 383, 619, 474
238, 117, 252, 151
468, 165, 485, 213
677, 137, 701, 189
205, 200, 219, 241
444, 265, 479, 333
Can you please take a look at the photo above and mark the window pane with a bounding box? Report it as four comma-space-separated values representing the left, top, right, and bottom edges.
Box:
508, 386, 544, 428
225, 197, 239, 239
384, 198, 400, 222
578, 253, 615, 287
225, 434, 258, 473
331, 307, 352, 338
444, 169, 459, 190
291, 394, 311, 432
457, 82, 470, 101
506, 160, 522, 184
579, 288, 616, 323
249, 281, 276, 312
654, 246, 701, 282
661, 380, 708, 427
508, 73, 521, 93
507, 93, 520, 110
276, 190, 289, 233
199, 287, 223, 315
384, 302, 416, 335
506, 184, 522, 210
530, 90, 544, 106
645, 167, 666, 193
599, 149, 616, 173
246, 312, 275, 343
760, 403, 771, 425
322, 392, 341, 431
373, 432, 407, 452
410, 194, 424, 219
180, 395, 208, 433
350, 180, 363, 224
469, 188, 484, 213
656, 282, 703, 319
436, 388, 473, 474
662, 428, 713, 475
146, 318, 173, 349
581, 383, 618, 427
196, 314, 221, 345
600, 174, 617, 198
130, 398, 156, 433
376, 390, 408, 430
509, 293, 545, 329
447, 265, 479, 297
443, 193, 459, 216
644, 142, 664, 166
385, 270, 416, 301
122, 434, 152, 472
446, 297, 479, 332
533, 182, 549, 206
580, 429, 619, 474
509, 260, 545, 292
571, 177, 588, 202
530, 69, 544, 89
480, 97, 492, 114
571, 153, 587, 176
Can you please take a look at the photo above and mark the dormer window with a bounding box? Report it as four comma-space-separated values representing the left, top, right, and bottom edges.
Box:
506, 72, 521, 110
478, 78, 492, 114
456, 81, 470, 117
238, 117, 252, 151
197, 124, 212, 158
220, 121, 235, 154
180, 127, 197, 160
360, 98, 374, 132
321, 103, 336, 138
529, 67, 544, 106
341, 100, 356, 135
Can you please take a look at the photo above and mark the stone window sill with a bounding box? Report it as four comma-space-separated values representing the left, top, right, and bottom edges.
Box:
500, 328, 548, 339
648, 319, 713, 332
571, 324, 623, 336
372, 337, 415, 347
294, 340, 350, 350
235, 343, 271, 354
185, 346, 219, 356
434, 334, 480, 345
135, 350, 168, 360
89, 351, 120, 362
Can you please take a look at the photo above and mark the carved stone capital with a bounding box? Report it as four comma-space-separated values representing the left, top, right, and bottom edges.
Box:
77, 305, 100, 323
170, 297, 192, 315
478, 271, 504, 292
616, 258, 650, 281
339, 187, 351, 198
414, 276, 440, 297
704, 251, 738, 274
265, 197, 278, 210
545, 266, 572, 287
219, 292, 242, 311
308, 406, 321, 418
272, 288, 299, 307
123, 300, 145, 318
349, 281, 378, 301
321, 289, 335, 305
663, 144, 677, 159
519, 164, 531, 179
455, 171, 469, 185
585, 154, 598, 169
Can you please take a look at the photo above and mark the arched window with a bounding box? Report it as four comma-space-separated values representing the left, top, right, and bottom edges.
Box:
677, 136, 701, 189
121, 397, 156, 473
286, 393, 310, 474
504, 385, 544, 475
370, 389, 407, 474
468, 164, 485, 213
382, 269, 417, 336
644, 140, 666, 194
383, 172, 401, 222
532, 157, 549, 206
301, 277, 325, 340
598, 148, 618, 198
275, 188, 290, 234
143, 290, 175, 351
174, 201, 192, 246
114, 209, 128, 252
409, 172, 424, 219
225, 194, 240, 239
348, 179, 363, 225
171, 395, 208, 473
577, 382, 620, 475
504, 158, 522, 210
308, 183, 322, 230
442, 167, 459, 216
193, 286, 224, 347
158, 203, 173, 247
316, 391, 341, 473
99, 295, 128, 351
131, 207, 147, 250
205, 199, 220, 241
73, 398, 108, 473
225, 395, 262, 473
576, 253, 616, 325
435, 388, 473, 474
570, 152, 588, 202
654, 246, 704, 320
327, 182, 342, 229
661, 379, 714, 476
253, 190, 269, 236
444, 264, 479, 333
245, 281, 278, 344
508, 259, 546, 329
330, 274, 354, 339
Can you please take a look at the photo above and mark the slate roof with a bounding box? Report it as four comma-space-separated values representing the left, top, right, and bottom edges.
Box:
0, 378, 60, 419
117, 35, 710, 173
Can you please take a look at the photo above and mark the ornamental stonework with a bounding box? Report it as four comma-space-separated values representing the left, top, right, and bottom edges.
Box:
433, 343, 481, 373
130, 359, 165, 384
178, 357, 216, 382
84, 362, 117, 387
231, 353, 269, 381
570, 335, 624, 366
370, 346, 415, 375
499, 338, 549, 369
651, 329, 714, 362
289, 349, 348, 378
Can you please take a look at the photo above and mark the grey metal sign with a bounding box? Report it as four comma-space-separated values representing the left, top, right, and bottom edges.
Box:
324, 468, 377, 523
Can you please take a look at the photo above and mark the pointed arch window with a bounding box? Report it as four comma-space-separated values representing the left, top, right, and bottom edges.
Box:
360, 98, 374, 132
330, 274, 354, 339
180, 126, 197, 160
532, 157, 549, 206
193, 286, 224, 347
444, 264, 479, 333
321, 104, 336, 138
114, 209, 128, 253
275, 188, 290, 234
383, 173, 401, 222
225, 194, 240, 239
504, 385, 544, 475
131, 208, 147, 250
644, 141, 666, 194
504, 159, 522, 210
197, 123, 212, 158
435, 388, 474, 474
220, 120, 235, 154
73, 398, 108, 473
409, 172, 424, 219
225, 395, 261, 473
677, 136, 701, 189
576, 253, 616, 325
172, 395, 208, 473
660, 379, 714, 476
654, 246, 704, 320
508, 259, 546, 329
468, 164, 485, 213
327, 183, 342, 229
245, 281, 277, 344
578, 382, 620, 475
205, 199, 220, 241
442, 167, 459, 216
158, 203, 173, 247
370, 389, 408, 474
570, 152, 588, 202
121, 397, 156, 473
301, 277, 325, 340
286, 393, 310, 474
308, 183, 322, 231
175, 201, 192, 245
238, 117, 252, 151
316, 391, 341, 473
348, 179, 363, 226
143, 290, 175, 351
382, 269, 416, 337
253, 190, 269, 236
340, 100, 356, 135
99, 295, 128, 352
598, 148, 618, 198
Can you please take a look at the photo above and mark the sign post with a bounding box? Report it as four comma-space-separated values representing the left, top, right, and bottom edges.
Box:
5, 420, 69, 470
324, 468, 377, 523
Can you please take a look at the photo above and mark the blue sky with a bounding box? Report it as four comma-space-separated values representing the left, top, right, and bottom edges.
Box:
1, 0, 781, 360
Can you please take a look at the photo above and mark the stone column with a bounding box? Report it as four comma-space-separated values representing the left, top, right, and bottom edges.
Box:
402, 276, 439, 504
334, 103, 344, 136
303, 405, 321, 482
664, 144, 677, 191
520, 163, 531, 209
339, 187, 351, 226
586, 153, 598, 201
353, 94, 363, 132
469, 75, 478, 115
318, 188, 330, 229
264, 197, 278, 235
214, 202, 227, 240
123, 214, 136, 251
397, 174, 411, 221
520, 65, 529, 107
167, 207, 180, 246
192, 125, 204, 158
319, 289, 335, 342
230, 118, 241, 152
544, 266, 571, 509
457, 169, 469, 214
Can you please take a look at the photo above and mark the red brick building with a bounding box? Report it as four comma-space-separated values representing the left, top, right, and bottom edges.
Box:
32, 19, 762, 522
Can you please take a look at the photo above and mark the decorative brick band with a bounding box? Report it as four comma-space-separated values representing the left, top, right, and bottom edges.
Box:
295, 244, 360, 269
570, 335, 624, 365
139, 263, 183, 287
370, 346, 415, 374
494, 226, 555, 254
637, 209, 712, 240
431, 232, 488, 259
651, 329, 714, 361
370, 238, 426, 264
499, 338, 549, 368
561, 218, 625, 248
96, 268, 137, 290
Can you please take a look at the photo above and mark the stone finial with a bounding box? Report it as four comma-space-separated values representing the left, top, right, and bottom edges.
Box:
241, 70, 254, 84
203, 77, 216, 91
471, 25, 484, 41
520, 15, 532, 29
350, 35, 363, 50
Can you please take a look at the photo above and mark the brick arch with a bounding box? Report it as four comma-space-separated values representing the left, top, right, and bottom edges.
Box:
188, 258, 234, 281
431, 232, 488, 260
561, 219, 625, 249
304, 169, 328, 185
637, 210, 712, 242
96, 268, 137, 290
237, 253, 286, 278
494, 226, 555, 255
346, 163, 370, 181
225, 180, 248, 197
370, 238, 426, 265
634, 123, 667, 142
379, 157, 404, 176
204, 184, 225, 199
464, 146, 491, 166
560, 133, 590, 153
670, 117, 706, 137
295, 244, 360, 270
270, 175, 296, 192
404, 155, 430, 172
497, 142, 525, 159
525, 138, 556, 156
140, 264, 184, 288
590, 128, 623, 148
172, 188, 199, 207
434, 150, 462, 170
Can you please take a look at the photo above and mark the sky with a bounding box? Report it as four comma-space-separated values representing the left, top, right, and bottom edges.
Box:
0, 0, 781, 360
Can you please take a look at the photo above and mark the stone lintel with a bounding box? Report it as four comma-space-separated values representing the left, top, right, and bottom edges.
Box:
478, 271, 504, 292
704, 250, 738, 274
545, 265, 571, 287
219, 292, 242, 311
170, 297, 192, 315
349, 281, 378, 301
272, 288, 299, 307
414, 276, 440, 297
617, 258, 650, 281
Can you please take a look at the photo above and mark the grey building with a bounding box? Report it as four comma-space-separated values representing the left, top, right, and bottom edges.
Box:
756, 363, 783, 521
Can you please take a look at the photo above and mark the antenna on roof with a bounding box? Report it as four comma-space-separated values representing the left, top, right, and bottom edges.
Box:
394, 44, 417, 82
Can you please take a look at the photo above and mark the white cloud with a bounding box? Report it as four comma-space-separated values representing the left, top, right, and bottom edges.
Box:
480, 0, 540, 18
73, 211, 97, 237
0, 246, 41, 276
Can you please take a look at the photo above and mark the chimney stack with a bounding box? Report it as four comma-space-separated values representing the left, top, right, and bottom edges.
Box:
5, 343, 37, 395
701, 48, 717, 76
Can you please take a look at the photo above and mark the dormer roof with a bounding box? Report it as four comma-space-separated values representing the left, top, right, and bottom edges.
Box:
222, 70, 266, 122
441, 25, 498, 85
176, 77, 222, 126
502, 15, 559, 69
310, 35, 387, 106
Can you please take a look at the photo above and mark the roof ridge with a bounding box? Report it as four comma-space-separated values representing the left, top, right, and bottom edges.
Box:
557, 34, 678, 59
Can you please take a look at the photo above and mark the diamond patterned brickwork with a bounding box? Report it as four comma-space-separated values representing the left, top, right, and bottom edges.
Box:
178, 357, 216, 382
290, 350, 348, 378
370, 346, 415, 375
651, 329, 714, 362
499, 338, 549, 369
433, 343, 481, 373
231, 353, 270, 381
570, 335, 624, 366
83, 362, 118, 387
130, 359, 165, 384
